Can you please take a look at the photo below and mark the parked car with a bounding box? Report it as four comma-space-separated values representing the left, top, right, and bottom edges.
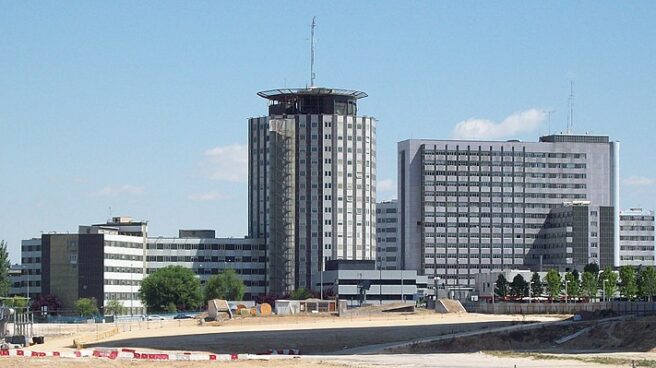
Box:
147, 314, 165, 321
173, 313, 193, 320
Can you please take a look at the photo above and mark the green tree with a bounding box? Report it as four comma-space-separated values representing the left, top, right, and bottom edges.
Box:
530, 272, 543, 297
0, 241, 10, 297
619, 266, 638, 300
139, 266, 202, 312
165, 302, 177, 313
599, 266, 618, 301
104, 299, 125, 316
584, 262, 600, 275
545, 269, 562, 301
581, 271, 598, 301
203, 269, 246, 301
565, 272, 580, 300
290, 288, 313, 300
494, 274, 509, 298
4, 296, 28, 308
74, 298, 98, 317
638, 266, 656, 301
509, 274, 528, 298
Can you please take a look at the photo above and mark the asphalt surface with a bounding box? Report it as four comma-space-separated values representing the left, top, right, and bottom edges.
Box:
89, 320, 520, 354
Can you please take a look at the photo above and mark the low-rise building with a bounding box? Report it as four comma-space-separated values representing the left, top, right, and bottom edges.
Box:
147, 232, 266, 299
320, 260, 429, 306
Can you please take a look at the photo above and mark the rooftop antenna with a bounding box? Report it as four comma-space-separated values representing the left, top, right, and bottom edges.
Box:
567, 80, 574, 134
310, 16, 317, 87
544, 109, 556, 135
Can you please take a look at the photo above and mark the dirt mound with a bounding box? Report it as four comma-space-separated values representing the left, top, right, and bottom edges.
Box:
566, 317, 656, 352
392, 316, 656, 354
436, 299, 467, 314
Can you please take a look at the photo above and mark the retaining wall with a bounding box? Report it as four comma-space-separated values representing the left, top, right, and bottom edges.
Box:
462, 301, 656, 315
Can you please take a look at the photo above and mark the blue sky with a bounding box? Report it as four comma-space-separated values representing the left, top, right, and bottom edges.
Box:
1, 1, 655, 262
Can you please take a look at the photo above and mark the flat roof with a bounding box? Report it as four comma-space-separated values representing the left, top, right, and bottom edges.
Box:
257, 87, 367, 101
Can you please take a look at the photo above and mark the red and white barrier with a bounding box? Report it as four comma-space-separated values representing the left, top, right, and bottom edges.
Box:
0, 348, 299, 361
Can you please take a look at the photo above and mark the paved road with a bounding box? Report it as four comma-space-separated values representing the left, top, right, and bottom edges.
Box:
90, 320, 520, 354
338, 319, 573, 354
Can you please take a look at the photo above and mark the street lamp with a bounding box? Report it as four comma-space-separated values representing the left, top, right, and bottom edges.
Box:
320, 256, 324, 301
492, 281, 496, 305
564, 277, 568, 304
21, 265, 30, 302
401, 270, 405, 304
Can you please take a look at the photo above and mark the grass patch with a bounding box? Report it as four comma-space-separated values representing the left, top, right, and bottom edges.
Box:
485, 351, 656, 367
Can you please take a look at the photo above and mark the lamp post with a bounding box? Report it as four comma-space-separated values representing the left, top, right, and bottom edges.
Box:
130, 261, 134, 317
22, 265, 30, 302
603, 279, 608, 302
564, 277, 568, 304
320, 256, 324, 301
400, 270, 405, 304
492, 281, 496, 305
379, 263, 382, 305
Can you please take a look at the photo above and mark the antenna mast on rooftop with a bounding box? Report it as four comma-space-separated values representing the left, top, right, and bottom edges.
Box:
310, 16, 317, 87
567, 80, 574, 134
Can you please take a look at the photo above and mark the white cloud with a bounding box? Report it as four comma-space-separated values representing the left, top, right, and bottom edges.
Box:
624, 176, 656, 187
377, 178, 397, 199
88, 185, 145, 197
378, 179, 396, 192
199, 143, 248, 182
187, 192, 230, 201
452, 108, 547, 140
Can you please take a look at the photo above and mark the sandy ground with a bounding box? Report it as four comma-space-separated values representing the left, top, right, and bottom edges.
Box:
0, 352, 626, 368
9, 313, 653, 367
68, 313, 563, 354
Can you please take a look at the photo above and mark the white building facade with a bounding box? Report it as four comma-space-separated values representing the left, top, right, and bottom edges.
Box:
620, 209, 655, 266
398, 134, 620, 289
249, 87, 377, 294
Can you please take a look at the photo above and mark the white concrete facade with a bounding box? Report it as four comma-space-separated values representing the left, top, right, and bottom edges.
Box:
398, 134, 620, 289
620, 209, 655, 266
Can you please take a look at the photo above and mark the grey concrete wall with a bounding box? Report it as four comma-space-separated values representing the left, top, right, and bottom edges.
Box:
463, 301, 656, 315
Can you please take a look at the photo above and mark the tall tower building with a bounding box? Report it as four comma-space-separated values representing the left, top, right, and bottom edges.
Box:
398, 134, 620, 289
249, 87, 377, 294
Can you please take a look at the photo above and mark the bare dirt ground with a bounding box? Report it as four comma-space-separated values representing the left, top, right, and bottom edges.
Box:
0, 353, 625, 368
391, 315, 656, 354
79, 313, 559, 354
8, 313, 652, 367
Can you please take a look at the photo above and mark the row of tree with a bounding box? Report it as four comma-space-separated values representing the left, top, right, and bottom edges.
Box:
495, 263, 656, 301
138, 266, 246, 312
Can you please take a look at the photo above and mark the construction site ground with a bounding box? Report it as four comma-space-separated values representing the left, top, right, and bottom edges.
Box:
7, 311, 656, 367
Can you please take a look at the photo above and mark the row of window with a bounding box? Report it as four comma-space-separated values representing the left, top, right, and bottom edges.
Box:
620, 236, 655, 241
424, 192, 587, 199
146, 243, 265, 251
105, 253, 143, 261
424, 233, 542, 239
105, 241, 144, 249
620, 246, 655, 251
620, 226, 655, 231
423, 150, 587, 159
424, 182, 587, 189
145, 255, 265, 263
423, 171, 587, 178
